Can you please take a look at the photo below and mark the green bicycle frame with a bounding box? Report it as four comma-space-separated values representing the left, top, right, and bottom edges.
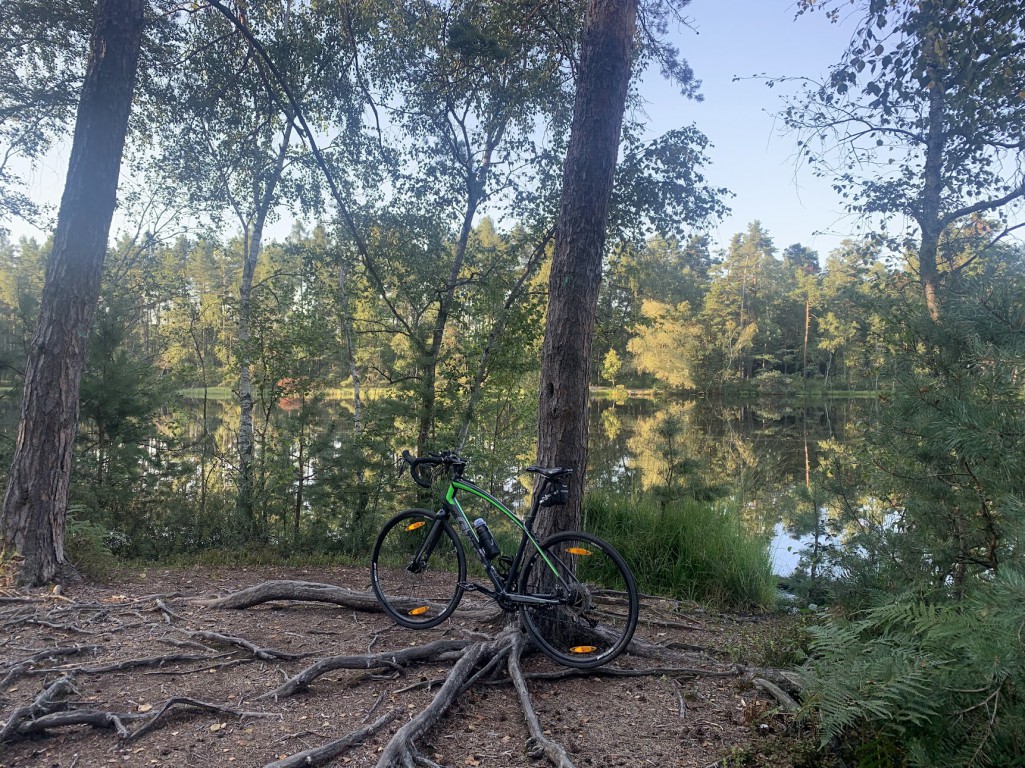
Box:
443, 477, 562, 597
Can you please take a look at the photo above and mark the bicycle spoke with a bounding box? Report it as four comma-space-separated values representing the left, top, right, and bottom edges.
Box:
519, 532, 638, 668
371, 510, 465, 629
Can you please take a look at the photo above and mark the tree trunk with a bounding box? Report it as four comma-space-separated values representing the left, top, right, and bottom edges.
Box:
416, 134, 495, 456
0, 0, 144, 586
918, 13, 947, 323
535, 0, 638, 540
802, 296, 810, 384
457, 230, 553, 449
919, 227, 943, 323
337, 259, 363, 434
236, 120, 293, 539
293, 398, 304, 540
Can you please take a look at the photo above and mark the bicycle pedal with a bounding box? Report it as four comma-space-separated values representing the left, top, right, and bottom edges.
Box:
459, 581, 483, 592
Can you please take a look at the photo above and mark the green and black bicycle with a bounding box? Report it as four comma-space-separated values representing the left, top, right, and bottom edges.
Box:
370, 450, 638, 668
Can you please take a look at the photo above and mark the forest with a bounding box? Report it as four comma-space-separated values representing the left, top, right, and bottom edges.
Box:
2, 0, 1025, 766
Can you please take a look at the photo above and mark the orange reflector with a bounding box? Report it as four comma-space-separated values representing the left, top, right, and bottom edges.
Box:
408, 606, 429, 616
566, 547, 592, 556
570, 645, 596, 654
405, 521, 426, 531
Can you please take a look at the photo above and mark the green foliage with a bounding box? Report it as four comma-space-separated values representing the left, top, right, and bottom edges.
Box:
0, 0, 91, 225
627, 300, 701, 390
798, 247, 1025, 766
790, 0, 1025, 234
584, 490, 777, 609
802, 570, 1025, 767
801, 250, 1025, 602
64, 514, 120, 583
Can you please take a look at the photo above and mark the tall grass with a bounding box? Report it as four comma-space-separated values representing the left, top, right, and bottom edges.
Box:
584, 491, 776, 610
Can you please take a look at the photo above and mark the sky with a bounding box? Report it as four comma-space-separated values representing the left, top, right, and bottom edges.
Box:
5, 1, 862, 261
634, 0, 860, 260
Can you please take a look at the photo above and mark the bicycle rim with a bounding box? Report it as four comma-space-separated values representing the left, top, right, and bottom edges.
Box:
371, 509, 465, 629
519, 531, 638, 668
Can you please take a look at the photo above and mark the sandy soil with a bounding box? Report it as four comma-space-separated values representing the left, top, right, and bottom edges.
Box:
0, 565, 803, 768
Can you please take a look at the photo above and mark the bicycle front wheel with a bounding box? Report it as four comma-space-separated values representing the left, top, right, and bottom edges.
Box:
519, 531, 638, 668
371, 509, 466, 629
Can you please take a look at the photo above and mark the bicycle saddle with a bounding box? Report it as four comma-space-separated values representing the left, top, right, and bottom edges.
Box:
524, 465, 573, 479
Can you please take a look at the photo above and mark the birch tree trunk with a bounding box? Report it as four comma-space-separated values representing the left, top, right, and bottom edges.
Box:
235, 120, 293, 538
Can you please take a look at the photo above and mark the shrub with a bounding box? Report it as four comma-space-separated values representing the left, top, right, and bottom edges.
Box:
584, 491, 776, 609
65, 515, 120, 582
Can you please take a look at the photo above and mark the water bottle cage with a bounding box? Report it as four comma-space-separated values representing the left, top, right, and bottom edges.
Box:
473, 519, 501, 560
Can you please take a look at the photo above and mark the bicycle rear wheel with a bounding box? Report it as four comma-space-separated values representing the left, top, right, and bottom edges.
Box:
371, 509, 465, 629
519, 531, 638, 668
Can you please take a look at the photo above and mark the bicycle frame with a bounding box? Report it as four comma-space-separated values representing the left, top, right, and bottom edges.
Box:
438, 476, 564, 607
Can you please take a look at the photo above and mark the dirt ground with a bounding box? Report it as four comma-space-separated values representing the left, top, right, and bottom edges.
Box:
0, 565, 806, 768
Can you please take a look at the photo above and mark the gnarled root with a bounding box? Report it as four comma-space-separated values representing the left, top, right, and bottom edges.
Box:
374, 625, 520, 767
198, 579, 498, 621
506, 631, 576, 768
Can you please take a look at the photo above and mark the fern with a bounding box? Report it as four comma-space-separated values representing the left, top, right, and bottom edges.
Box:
802, 571, 1025, 767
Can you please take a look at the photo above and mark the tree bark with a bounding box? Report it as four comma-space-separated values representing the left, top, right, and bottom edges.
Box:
235, 119, 293, 539
415, 129, 499, 456
0, 0, 144, 586
535, 0, 638, 538
918, 11, 947, 323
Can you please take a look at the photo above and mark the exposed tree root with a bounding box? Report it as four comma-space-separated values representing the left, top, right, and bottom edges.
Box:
0, 576, 803, 768
259, 638, 475, 701
506, 632, 575, 768
750, 676, 800, 712
197, 579, 385, 610
188, 629, 313, 660
124, 696, 279, 741
262, 708, 401, 768
0, 644, 100, 688
0, 675, 279, 744
198, 579, 500, 621
375, 625, 519, 768
0, 674, 78, 742
396, 661, 747, 694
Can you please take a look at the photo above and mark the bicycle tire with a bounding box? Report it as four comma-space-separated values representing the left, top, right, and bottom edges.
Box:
371, 509, 466, 629
519, 531, 638, 668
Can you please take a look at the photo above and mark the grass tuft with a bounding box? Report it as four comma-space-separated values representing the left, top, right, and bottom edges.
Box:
584, 491, 777, 610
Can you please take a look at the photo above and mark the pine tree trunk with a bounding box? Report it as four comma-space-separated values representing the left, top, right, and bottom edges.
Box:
0, 0, 144, 586
802, 296, 810, 383
535, 0, 637, 540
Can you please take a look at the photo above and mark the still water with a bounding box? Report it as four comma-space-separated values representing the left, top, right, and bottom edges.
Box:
589, 395, 870, 574
0, 389, 870, 574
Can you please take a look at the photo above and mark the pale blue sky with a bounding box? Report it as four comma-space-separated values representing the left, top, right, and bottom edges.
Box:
7, 1, 860, 261
636, 0, 859, 259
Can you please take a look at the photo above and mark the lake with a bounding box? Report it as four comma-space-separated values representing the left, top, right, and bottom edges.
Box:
0, 387, 871, 574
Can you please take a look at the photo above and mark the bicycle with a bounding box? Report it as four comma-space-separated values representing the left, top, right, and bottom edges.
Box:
370, 450, 639, 669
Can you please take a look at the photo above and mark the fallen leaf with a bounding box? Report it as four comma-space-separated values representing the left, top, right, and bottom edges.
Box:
138, 703, 153, 713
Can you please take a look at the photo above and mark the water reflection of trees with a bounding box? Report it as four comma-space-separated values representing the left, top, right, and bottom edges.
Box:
0, 386, 868, 558
589, 395, 867, 541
